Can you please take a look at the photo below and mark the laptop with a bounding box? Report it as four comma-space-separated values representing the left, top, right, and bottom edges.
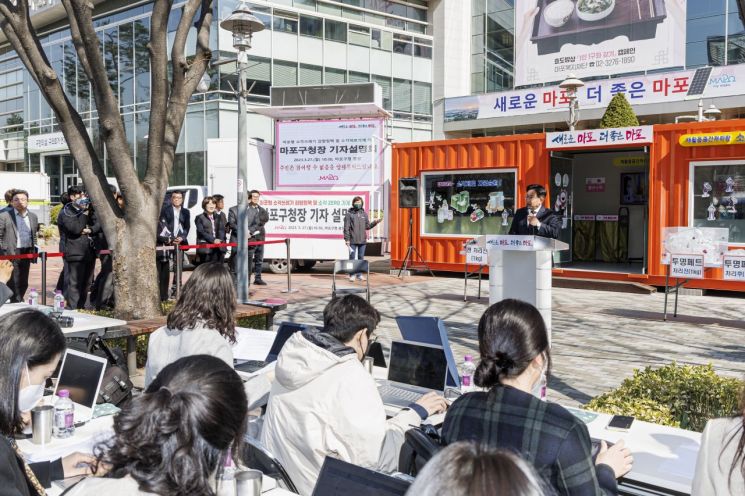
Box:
53, 349, 108, 424
396, 316, 461, 388
377, 341, 448, 408
312, 457, 411, 496
234, 322, 306, 373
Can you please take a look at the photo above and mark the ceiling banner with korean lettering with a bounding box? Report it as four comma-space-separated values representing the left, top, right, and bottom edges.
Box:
275, 118, 383, 188
445, 64, 745, 124
546, 126, 653, 149
261, 191, 369, 239
513, 0, 686, 87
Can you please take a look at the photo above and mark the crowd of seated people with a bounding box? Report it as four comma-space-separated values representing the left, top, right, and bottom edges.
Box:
1, 281, 743, 496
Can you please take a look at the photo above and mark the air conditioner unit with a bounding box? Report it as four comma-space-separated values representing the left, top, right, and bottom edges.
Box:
270, 83, 383, 109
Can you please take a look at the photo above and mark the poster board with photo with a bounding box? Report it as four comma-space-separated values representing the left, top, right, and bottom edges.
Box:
620, 172, 647, 205
421, 169, 517, 237
689, 161, 745, 245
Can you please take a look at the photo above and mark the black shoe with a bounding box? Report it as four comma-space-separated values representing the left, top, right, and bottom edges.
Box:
253, 279, 268, 286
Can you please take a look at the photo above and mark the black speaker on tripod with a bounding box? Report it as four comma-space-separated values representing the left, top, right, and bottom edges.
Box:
399, 178, 419, 208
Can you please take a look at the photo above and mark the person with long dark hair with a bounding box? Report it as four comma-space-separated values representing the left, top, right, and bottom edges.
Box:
405, 442, 547, 496
692, 382, 745, 495
342, 196, 380, 282
195, 196, 227, 265
144, 262, 272, 408
0, 309, 94, 495
442, 299, 633, 496
64, 355, 247, 495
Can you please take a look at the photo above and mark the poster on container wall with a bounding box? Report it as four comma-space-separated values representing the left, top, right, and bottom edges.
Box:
275, 119, 384, 188
513, 0, 686, 87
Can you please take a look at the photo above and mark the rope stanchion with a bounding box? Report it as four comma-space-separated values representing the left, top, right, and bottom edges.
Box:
40, 252, 47, 305
281, 238, 298, 294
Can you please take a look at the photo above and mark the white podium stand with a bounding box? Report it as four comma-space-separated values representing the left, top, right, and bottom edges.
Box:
475, 235, 569, 342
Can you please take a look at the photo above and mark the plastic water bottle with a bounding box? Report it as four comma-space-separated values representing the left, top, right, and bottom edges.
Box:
53, 290, 65, 317
27, 288, 38, 306
216, 451, 236, 496
53, 390, 75, 439
460, 355, 476, 394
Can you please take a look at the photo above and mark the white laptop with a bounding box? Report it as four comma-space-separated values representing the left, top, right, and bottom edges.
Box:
53, 349, 108, 424
377, 340, 448, 408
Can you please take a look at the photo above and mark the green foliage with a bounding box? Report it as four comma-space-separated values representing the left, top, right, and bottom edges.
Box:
38, 224, 58, 242
50, 204, 63, 225
599, 93, 639, 128
585, 363, 742, 432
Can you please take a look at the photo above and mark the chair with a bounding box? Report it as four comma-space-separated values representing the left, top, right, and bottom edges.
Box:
332, 259, 370, 301
240, 436, 299, 493
398, 426, 444, 477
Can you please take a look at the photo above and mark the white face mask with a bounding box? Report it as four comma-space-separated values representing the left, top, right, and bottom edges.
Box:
18, 365, 45, 412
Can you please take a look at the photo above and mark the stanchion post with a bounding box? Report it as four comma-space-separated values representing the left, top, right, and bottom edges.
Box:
281, 238, 298, 294
175, 246, 183, 300
40, 252, 47, 305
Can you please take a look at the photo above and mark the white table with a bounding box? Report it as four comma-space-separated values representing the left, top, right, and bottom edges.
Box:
0, 303, 127, 338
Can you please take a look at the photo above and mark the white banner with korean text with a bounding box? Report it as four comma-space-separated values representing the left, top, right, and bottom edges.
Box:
546, 126, 653, 149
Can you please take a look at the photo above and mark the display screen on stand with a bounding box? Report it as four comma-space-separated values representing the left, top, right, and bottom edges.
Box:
690, 162, 745, 245
421, 169, 517, 237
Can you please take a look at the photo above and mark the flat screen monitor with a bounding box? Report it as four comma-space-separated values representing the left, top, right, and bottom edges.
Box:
387, 341, 447, 391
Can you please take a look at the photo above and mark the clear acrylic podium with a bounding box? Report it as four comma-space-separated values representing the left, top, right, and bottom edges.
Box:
474, 235, 569, 342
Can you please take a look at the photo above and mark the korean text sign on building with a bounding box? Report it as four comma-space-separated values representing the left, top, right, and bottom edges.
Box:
513, 0, 686, 87
547, 126, 653, 149
275, 119, 383, 187
723, 255, 745, 281
260, 191, 369, 239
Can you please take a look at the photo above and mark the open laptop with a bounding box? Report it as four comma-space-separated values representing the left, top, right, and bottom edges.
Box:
312, 457, 411, 496
53, 349, 108, 424
377, 341, 448, 408
396, 316, 461, 388
234, 322, 306, 374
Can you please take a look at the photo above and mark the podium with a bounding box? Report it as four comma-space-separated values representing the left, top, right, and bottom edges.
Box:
474, 235, 569, 342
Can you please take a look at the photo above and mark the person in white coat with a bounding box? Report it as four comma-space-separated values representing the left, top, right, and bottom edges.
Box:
260, 295, 447, 496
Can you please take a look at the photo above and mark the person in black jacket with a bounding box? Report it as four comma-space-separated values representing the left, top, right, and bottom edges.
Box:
342, 196, 381, 282
195, 196, 226, 264
159, 191, 190, 298
0, 309, 95, 495
90, 185, 119, 310
228, 190, 269, 284
508, 184, 562, 239
57, 186, 100, 309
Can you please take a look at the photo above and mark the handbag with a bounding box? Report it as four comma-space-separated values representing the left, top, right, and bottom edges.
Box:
66, 332, 134, 407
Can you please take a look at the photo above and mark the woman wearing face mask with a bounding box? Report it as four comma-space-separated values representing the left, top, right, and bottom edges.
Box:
0, 309, 95, 495
442, 299, 633, 496
342, 196, 381, 282
195, 196, 227, 264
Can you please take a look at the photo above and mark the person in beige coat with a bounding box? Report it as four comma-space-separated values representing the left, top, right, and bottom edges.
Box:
260, 295, 447, 496
64, 355, 247, 495
692, 386, 745, 496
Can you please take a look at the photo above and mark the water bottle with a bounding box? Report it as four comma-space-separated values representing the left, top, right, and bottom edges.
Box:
216, 451, 236, 496
27, 288, 38, 306
52, 290, 65, 317
53, 390, 75, 439
460, 355, 476, 394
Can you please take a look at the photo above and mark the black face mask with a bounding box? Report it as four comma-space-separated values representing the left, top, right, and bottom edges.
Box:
353, 203, 362, 210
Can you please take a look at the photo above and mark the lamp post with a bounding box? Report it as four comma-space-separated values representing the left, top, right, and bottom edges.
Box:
559, 74, 585, 131
220, 2, 265, 303
699, 100, 721, 122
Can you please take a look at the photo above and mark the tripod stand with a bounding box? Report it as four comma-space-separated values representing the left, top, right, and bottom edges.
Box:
398, 209, 434, 278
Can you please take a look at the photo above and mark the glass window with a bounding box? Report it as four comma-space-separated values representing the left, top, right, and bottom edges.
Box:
325, 19, 347, 42
119, 23, 135, 108
273, 60, 298, 86
393, 37, 412, 55
372, 75, 391, 109
170, 152, 186, 185
134, 18, 150, 105
325, 67, 346, 84
123, 113, 135, 165
414, 44, 432, 58
691, 161, 745, 244
422, 169, 518, 237
273, 12, 298, 33
349, 25, 370, 47
63, 42, 77, 102
294, 0, 317, 10
299, 64, 323, 85
349, 71, 369, 83
392, 78, 411, 112
135, 111, 149, 178
413, 81, 431, 114
299, 15, 323, 37
186, 107, 204, 153
246, 56, 271, 95
103, 28, 119, 103
372, 29, 392, 51
186, 151, 205, 185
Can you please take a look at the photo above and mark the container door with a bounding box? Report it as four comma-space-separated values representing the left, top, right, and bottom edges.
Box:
550, 156, 573, 265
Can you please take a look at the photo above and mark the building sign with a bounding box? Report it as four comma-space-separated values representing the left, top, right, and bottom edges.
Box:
465, 245, 488, 265
612, 156, 647, 167
596, 215, 619, 221
679, 132, 745, 147
546, 126, 653, 149
260, 191, 369, 239
27, 132, 69, 153
275, 119, 383, 187
513, 0, 686, 87
670, 254, 705, 279
585, 177, 606, 192
723, 254, 745, 281
445, 64, 745, 123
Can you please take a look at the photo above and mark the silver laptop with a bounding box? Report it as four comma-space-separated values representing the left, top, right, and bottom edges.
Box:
53, 349, 107, 424
377, 340, 448, 408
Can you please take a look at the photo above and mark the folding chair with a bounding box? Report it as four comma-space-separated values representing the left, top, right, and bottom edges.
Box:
240, 436, 299, 493
332, 259, 370, 301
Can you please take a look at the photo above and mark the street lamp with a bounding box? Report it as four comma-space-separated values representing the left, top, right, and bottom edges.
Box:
220, 1, 265, 303
559, 74, 585, 131
703, 102, 721, 121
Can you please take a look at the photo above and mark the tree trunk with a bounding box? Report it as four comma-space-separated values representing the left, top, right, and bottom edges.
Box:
111, 208, 161, 320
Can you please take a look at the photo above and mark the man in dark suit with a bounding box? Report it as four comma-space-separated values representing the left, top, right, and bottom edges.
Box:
159, 190, 190, 298
228, 190, 269, 284
0, 189, 39, 302
508, 184, 561, 239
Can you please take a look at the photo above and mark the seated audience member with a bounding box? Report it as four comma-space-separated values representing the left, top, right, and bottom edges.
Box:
144, 262, 271, 408
0, 309, 94, 494
406, 442, 547, 496
65, 355, 247, 495
692, 381, 745, 495
441, 299, 632, 496
261, 294, 447, 495
0, 259, 14, 304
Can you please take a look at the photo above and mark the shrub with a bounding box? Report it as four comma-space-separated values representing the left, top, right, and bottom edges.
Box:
599, 93, 639, 128
38, 224, 59, 242
585, 362, 742, 432
50, 203, 63, 225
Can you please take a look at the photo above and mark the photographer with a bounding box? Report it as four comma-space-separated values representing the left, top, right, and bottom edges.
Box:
57, 186, 99, 309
